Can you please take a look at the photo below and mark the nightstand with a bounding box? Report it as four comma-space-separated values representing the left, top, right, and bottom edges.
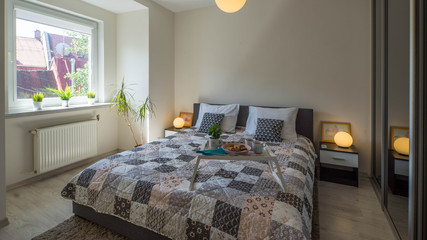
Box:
319, 142, 359, 187
164, 127, 188, 137
388, 150, 409, 196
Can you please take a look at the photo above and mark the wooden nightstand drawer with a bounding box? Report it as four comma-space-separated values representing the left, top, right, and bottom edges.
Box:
320, 150, 358, 168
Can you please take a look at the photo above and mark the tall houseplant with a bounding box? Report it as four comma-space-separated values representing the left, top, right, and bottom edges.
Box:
110, 80, 139, 147
111, 79, 156, 147
135, 97, 155, 145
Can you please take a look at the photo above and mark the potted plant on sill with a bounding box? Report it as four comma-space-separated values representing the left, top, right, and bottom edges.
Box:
208, 124, 222, 149
32, 92, 44, 111
47, 84, 73, 107
87, 92, 96, 105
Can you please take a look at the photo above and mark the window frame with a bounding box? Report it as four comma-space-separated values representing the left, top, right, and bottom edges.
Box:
7, 0, 99, 110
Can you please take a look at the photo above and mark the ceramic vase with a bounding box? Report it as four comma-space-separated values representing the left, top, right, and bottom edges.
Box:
62, 100, 69, 107
33, 102, 43, 111
209, 138, 221, 149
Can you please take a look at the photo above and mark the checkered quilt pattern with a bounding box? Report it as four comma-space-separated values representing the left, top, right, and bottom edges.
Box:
61, 127, 316, 240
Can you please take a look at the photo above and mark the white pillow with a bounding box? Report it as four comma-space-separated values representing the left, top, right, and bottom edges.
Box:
195, 103, 240, 133
245, 106, 299, 140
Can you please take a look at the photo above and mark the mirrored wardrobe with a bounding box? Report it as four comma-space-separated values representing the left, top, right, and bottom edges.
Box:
372, 0, 426, 239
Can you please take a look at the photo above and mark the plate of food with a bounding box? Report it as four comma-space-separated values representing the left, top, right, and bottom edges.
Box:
222, 143, 251, 155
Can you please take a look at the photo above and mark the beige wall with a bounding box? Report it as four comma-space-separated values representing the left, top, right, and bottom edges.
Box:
4, 0, 120, 186
116, 9, 150, 149
136, 0, 175, 142
388, 0, 409, 133
5, 107, 118, 185
175, 0, 373, 174
0, 0, 7, 223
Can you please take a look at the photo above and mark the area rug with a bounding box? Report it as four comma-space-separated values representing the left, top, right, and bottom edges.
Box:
32, 216, 128, 240
33, 180, 320, 240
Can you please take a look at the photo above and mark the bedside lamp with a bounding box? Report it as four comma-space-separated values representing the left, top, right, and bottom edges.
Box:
394, 137, 410, 155
173, 117, 185, 129
334, 131, 353, 148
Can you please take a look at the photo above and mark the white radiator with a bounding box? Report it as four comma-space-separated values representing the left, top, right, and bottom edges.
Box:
32, 120, 98, 174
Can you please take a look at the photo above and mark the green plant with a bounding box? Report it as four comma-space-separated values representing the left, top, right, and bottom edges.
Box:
32, 92, 44, 102
47, 84, 73, 100
110, 79, 156, 147
64, 32, 90, 96
208, 124, 222, 139
135, 97, 156, 144
87, 92, 96, 99
110, 79, 139, 146
65, 64, 89, 96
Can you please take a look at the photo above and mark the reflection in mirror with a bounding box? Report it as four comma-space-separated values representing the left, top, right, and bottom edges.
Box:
387, 0, 409, 238
373, 0, 383, 188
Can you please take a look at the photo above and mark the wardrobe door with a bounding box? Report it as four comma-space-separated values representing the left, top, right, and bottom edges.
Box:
373, 0, 384, 192
409, 0, 425, 239
386, 1, 410, 239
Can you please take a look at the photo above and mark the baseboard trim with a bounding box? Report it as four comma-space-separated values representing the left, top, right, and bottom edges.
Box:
0, 218, 9, 229
6, 149, 120, 191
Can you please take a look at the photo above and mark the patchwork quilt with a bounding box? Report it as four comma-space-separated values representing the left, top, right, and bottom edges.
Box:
61, 128, 316, 240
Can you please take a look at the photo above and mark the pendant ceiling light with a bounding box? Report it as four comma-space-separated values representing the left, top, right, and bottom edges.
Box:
215, 0, 247, 13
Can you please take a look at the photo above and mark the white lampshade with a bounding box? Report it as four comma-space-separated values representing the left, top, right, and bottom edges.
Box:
173, 117, 185, 129
215, 0, 247, 13
334, 131, 353, 148
394, 137, 410, 155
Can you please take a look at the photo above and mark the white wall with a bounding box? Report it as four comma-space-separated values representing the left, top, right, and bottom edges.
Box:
175, 0, 373, 174
116, 9, 150, 150
4, 0, 120, 186
0, 0, 7, 224
135, 0, 175, 143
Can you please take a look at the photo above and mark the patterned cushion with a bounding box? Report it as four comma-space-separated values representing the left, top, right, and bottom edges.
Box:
197, 113, 225, 133
254, 118, 284, 142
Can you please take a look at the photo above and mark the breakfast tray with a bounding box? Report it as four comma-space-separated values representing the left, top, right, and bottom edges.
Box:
189, 142, 287, 191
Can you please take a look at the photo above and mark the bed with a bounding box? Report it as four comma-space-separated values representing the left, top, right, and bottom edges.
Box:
61, 104, 317, 240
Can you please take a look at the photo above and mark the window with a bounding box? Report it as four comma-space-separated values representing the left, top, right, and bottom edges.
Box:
7, 0, 98, 109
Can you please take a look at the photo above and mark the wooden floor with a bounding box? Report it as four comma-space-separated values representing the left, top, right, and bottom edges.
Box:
319, 176, 396, 240
0, 166, 396, 240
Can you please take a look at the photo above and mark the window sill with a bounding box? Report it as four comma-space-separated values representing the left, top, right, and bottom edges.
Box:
5, 103, 110, 119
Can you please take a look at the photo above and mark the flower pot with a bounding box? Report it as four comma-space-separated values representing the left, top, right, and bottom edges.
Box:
33, 102, 43, 111
209, 138, 221, 149
62, 100, 70, 107
88, 98, 95, 105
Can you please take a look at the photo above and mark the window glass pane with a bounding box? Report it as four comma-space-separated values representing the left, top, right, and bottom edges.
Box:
16, 18, 91, 99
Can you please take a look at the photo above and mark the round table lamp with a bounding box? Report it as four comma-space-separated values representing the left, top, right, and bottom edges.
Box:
173, 117, 185, 129
394, 137, 410, 155
215, 0, 247, 13
334, 131, 353, 148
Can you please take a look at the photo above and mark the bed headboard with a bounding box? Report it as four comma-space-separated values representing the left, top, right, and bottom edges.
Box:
192, 103, 314, 142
